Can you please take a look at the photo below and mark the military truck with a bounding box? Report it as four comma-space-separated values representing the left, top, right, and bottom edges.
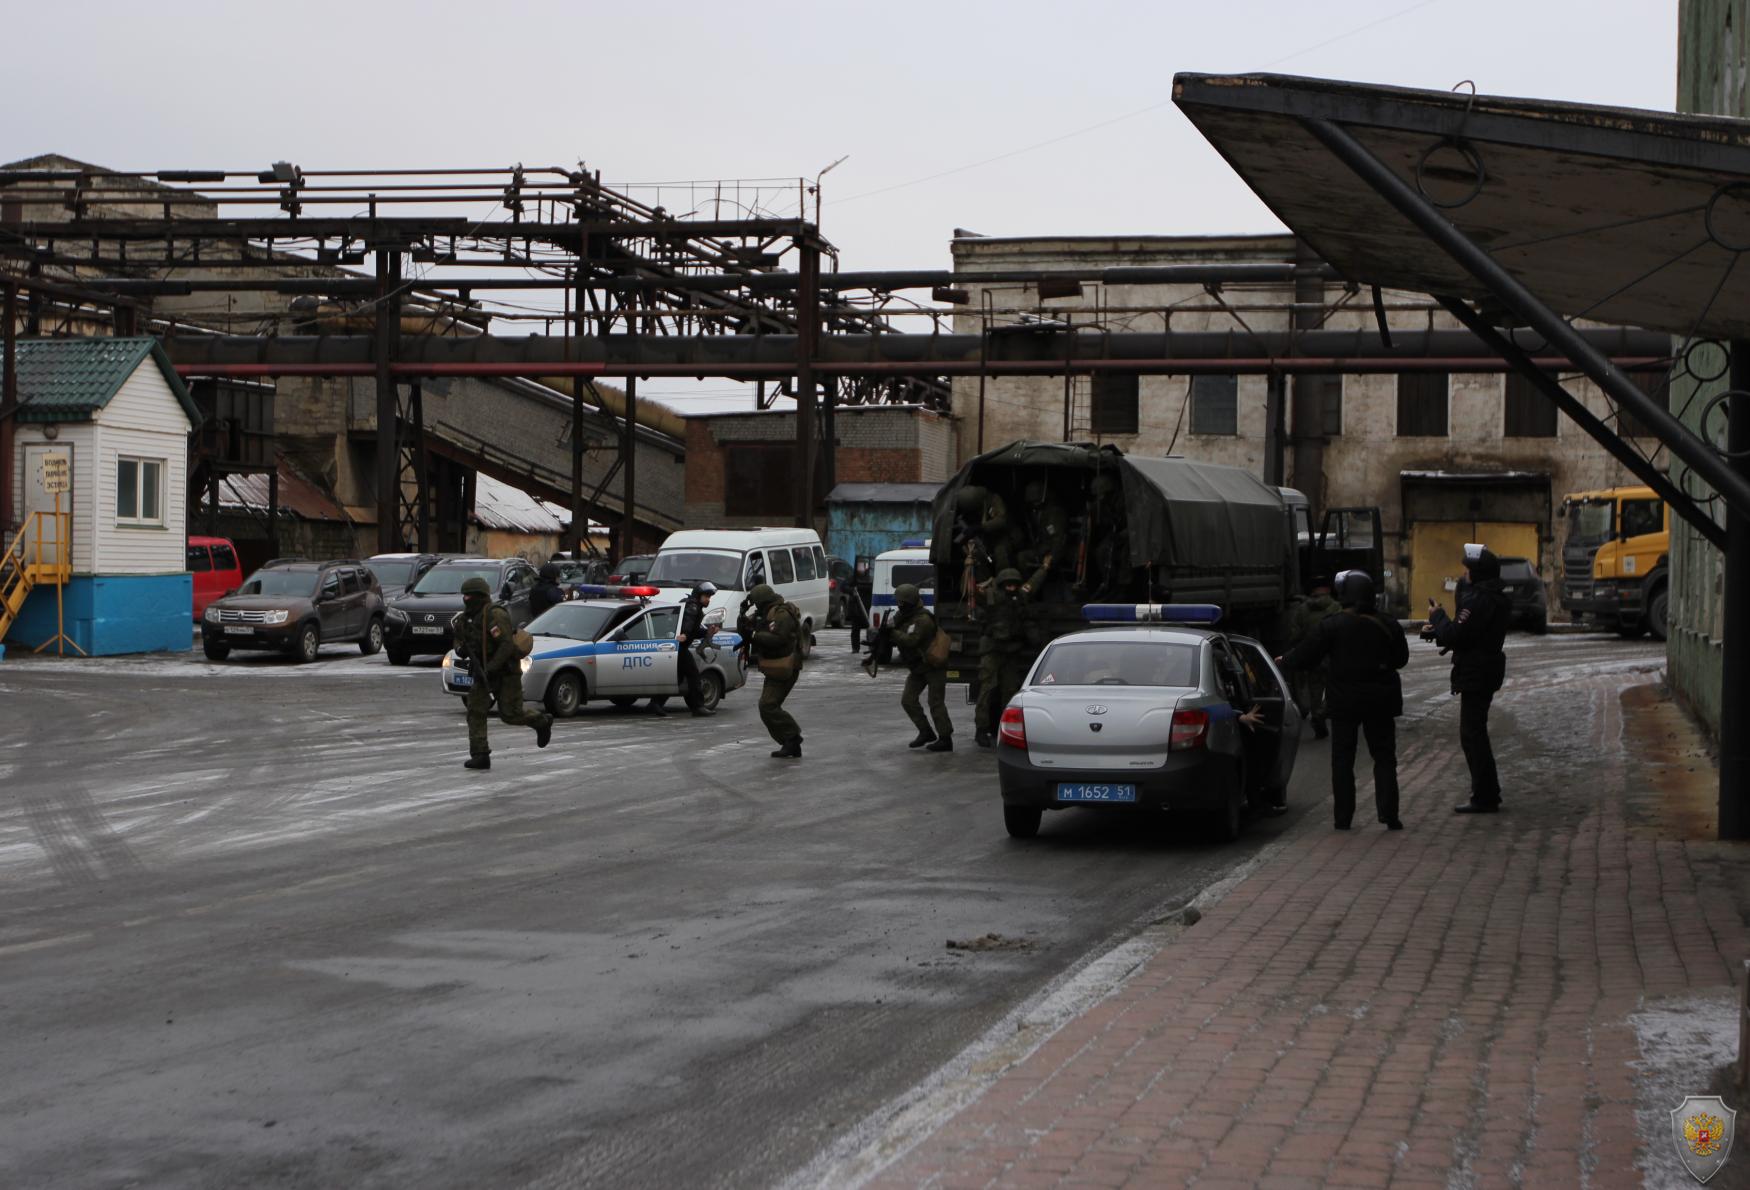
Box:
929, 441, 1381, 685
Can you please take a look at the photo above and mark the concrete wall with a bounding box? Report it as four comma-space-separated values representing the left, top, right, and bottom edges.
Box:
1668, 0, 1746, 735
682, 406, 952, 529
949, 234, 1658, 613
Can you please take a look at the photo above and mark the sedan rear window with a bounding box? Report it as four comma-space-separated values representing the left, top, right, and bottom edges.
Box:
1033, 641, 1199, 687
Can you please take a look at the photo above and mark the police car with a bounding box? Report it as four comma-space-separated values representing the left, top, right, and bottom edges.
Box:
441, 586, 747, 715
995, 604, 1300, 842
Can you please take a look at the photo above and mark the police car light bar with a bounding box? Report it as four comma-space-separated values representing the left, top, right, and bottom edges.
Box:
570, 584, 661, 599
901, 538, 928, 549
1081, 603, 1223, 624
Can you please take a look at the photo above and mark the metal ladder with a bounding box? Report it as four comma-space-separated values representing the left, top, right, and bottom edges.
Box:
0, 512, 72, 647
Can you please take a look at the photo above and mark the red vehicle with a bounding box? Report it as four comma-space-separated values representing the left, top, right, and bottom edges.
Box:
187, 535, 244, 620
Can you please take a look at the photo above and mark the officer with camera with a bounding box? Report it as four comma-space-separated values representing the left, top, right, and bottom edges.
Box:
1279, 570, 1408, 830
1423, 542, 1511, 813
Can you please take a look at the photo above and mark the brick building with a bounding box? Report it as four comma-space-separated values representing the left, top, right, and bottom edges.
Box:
683, 406, 952, 534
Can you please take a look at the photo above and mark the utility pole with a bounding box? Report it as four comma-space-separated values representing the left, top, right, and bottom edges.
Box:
374, 249, 403, 555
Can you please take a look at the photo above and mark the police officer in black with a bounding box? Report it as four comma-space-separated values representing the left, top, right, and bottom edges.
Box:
1280, 570, 1409, 830
530, 562, 566, 619
1424, 543, 1511, 813
678, 581, 717, 717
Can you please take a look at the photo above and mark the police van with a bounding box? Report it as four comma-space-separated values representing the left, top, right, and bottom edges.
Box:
868, 543, 936, 664
643, 527, 831, 652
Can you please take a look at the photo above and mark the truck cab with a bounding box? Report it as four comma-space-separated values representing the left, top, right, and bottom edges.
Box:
1559, 486, 1669, 639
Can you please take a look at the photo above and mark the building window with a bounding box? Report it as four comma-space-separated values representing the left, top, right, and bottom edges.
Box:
1319, 381, 1343, 437
1090, 373, 1139, 435
1504, 373, 1558, 437
1189, 374, 1238, 436
1396, 373, 1450, 436
1618, 368, 1666, 438
723, 443, 794, 518
117, 456, 165, 525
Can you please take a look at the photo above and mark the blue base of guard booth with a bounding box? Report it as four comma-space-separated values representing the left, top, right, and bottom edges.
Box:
5, 574, 193, 656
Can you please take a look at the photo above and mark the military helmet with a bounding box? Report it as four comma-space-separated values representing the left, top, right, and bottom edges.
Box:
954, 485, 987, 516
460, 576, 492, 599
748, 583, 780, 608
1334, 569, 1375, 610
692, 581, 718, 599
895, 583, 921, 606
996, 567, 1023, 586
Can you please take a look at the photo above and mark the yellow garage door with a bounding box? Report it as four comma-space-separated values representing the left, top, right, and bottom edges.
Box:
1410, 520, 1540, 614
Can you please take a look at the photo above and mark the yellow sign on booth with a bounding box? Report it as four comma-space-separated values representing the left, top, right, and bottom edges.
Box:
39, 452, 70, 495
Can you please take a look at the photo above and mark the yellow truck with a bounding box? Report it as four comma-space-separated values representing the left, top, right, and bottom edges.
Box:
1559, 485, 1669, 639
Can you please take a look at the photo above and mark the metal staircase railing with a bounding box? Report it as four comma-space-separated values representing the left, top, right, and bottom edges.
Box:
0, 512, 74, 648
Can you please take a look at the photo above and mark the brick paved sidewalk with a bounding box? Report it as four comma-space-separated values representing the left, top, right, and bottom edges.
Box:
867, 671, 1749, 1189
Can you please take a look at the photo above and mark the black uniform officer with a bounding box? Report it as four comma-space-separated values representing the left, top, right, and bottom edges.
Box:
1280, 570, 1409, 830
529, 562, 566, 619
678, 581, 717, 717
1425, 543, 1511, 813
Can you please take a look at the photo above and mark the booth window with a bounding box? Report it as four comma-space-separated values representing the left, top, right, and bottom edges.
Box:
117, 456, 165, 525
1189, 374, 1239, 436
1090, 373, 1140, 435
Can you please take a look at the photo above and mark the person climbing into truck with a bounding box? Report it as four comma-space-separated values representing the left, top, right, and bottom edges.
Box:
973, 559, 1051, 748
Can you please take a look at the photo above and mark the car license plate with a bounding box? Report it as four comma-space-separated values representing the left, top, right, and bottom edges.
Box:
1057, 783, 1137, 803
449, 672, 473, 688
411, 625, 446, 635
223, 626, 253, 636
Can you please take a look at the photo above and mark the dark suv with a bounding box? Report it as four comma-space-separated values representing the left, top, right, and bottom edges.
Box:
201, 559, 388, 663
383, 556, 538, 665
1497, 556, 1549, 634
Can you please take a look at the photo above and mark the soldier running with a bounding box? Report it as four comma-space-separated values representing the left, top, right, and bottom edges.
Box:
890, 583, 954, 752
742, 583, 805, 759
973, 560, 1051, 748
454, 575, 552, 770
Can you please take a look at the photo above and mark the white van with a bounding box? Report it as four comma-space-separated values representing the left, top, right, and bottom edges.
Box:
646, 528, 831, 647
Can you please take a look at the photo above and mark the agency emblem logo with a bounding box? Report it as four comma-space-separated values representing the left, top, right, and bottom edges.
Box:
1671, 1095, 1736, 1183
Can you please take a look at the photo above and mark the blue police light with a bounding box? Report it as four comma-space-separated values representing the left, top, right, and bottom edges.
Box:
900, 538, 927, 549
1080, 603, 1223, 624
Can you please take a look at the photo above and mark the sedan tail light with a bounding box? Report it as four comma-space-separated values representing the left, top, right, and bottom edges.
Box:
999, 705, 1027, 750
1169, 708, 1210, 751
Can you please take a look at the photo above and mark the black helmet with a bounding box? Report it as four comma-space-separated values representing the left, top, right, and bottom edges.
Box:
692, 581, 718, 600
538, 562, 560, 581
1462, 542, 1501, 582
1334, 569, 1375, 610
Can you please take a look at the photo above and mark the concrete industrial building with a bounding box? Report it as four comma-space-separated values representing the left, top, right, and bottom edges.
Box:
949, 232, 1664, 614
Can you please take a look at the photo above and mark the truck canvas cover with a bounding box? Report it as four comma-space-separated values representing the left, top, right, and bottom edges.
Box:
930, 441, 1288, 583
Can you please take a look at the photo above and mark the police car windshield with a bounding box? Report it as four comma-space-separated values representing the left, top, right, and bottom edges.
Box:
647, 549, 743, 588
526, 603, 619, 641
1033, 640, 1199, 687
413, 565, 500, 594
238, 569, 318, 597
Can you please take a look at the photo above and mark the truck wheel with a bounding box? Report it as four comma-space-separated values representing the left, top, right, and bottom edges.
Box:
1616, 621, 1646, 640
545, 671, 583, 717
1648, 587, 1669, 642
296, 623, 321, 664
801, 623, 815, 658
1003, 806, 1042, 839
203, 640, 230, 661
358, 617, 384, 655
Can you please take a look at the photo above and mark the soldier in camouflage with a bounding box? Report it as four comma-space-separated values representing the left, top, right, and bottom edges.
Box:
890, 583, 953, 752
743, 583, 805, 759
973, 560, 1051, 748
453, 575, 552, 769
1288, 575, 1340, 739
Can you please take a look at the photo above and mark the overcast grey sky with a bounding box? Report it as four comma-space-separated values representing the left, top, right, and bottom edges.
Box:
6, 0, 1679, 411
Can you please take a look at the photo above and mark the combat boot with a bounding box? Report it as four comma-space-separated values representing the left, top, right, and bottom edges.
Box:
908, 729, 936, 748
926, 736, 954, 753
464, 755, 491, 770
975, 730, 993, 748
536, 721, 552, 749
771, 736, 802, 760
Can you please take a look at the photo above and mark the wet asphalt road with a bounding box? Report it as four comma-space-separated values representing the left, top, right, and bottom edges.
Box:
0, 628, 1662, 1188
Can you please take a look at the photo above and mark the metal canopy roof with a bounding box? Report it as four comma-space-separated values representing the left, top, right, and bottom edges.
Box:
1172, 73, 1750, 339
